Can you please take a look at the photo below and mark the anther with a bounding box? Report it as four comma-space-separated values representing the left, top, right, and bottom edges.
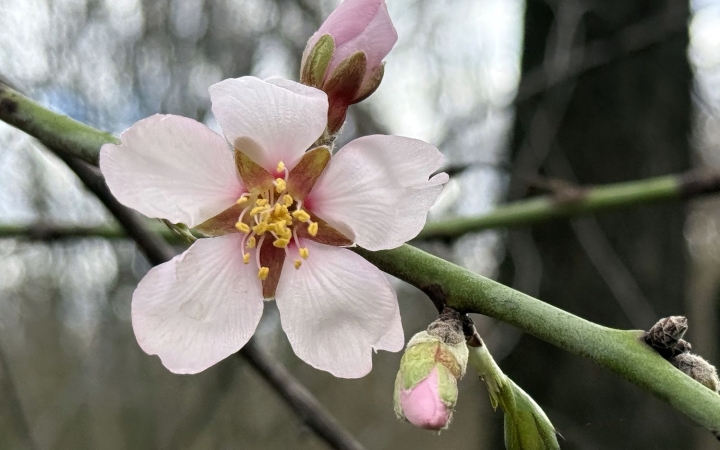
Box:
275, 178, 287, 193
250, 206, 268, 216
235, 222, 250, 233
307, 222, 318, 237
256, 199, 268, 206
292, 209, 311, 222
236, 195, 249, 206
258, 267, 269, 280
253, 223, 268, 235
273, 238, 290, 248
282, 194, 293, 207
243, 253, 250, 264
246, 236, 256, 248
294, 259, 302, 269
299, 247, 309, 260
276, 161, 285, 173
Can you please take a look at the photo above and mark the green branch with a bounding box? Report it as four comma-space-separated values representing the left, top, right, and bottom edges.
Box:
2, 82, 720, 433
418, 170, 720, 240
0, 84, 118, 166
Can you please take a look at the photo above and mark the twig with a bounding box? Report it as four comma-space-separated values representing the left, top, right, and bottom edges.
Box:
418, 170, 720, 240
353, 244, 720, 435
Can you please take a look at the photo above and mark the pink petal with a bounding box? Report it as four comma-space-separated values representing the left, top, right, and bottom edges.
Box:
326, 0, 397, 84
132, 234, 264, 374
400, 368, 451, 430
209, 77, 328, 172
308, 135, 447, 251
275, 241, 403, 378
307, 0, 397, 85
100, 115, 243, 227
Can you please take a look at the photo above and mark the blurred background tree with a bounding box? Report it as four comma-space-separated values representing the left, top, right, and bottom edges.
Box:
0, 0, 719, 448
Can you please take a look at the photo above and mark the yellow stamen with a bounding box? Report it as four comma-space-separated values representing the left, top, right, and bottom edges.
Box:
273, 203, 283, 217
243, 253, 250, 264
282, 194, 293, 207
294, 259, 302, 269
274, 219, 287, 231
275, 178, 287, 193
273, 238, 290, 248
256, 198, 268, 206
307, 222, 318, 237
236, 196, 249, 206
276, 161, 285, 173
258, 267, 269, 280
299, 247, 309, 260
292, 209, 311, 222
235, 222, 250, 233
251, 206, 269, 216
246, 236, 256, 249
253, 223, 268, 235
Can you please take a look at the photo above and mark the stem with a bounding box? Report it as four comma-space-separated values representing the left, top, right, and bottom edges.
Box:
354, 245, 720, 433
418, 171, 720, 240
3, 82, 720, 434
0, 84, 118, 166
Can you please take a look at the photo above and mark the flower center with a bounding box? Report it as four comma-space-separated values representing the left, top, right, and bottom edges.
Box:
234, 160, 318, 280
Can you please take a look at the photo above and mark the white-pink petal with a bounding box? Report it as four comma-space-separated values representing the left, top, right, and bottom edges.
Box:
308, 135, 447, 251
132, 234, 264, 374
275, 241, 403, 378
209, 77, 328, 172
100, 114, 243, 227
400, 368, 451, 430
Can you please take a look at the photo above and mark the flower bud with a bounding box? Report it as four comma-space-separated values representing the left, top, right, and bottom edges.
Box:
671, 353, 720, 392
300, 0, 397, 135
644, 316, 691, 359
393, 311, 468, 430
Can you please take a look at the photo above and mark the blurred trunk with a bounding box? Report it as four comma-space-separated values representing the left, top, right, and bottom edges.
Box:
501, 1, 695, 448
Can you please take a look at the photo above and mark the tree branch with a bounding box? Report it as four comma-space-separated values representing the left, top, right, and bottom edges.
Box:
3, 82, 720, 435
353, 245, 720, 434
418, 171, 720, 240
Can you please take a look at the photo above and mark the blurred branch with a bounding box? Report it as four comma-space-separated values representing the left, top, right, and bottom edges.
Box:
3, 81, 720, 436
516, 3, 687, 104
240, 341, 366, 450
0, 223, 182, 243
419, 170, 720, 240
0, 83, 367, 450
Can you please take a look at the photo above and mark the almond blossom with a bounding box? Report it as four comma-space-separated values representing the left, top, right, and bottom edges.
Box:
100, 76, 447, 378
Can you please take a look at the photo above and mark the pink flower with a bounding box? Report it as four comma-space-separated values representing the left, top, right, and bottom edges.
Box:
301, 0, 398, 134
399, 368, 452, 430
100, 76, 447, 378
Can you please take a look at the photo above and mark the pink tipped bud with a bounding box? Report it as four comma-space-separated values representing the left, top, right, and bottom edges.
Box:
393, 311, 469, 431
300, 0, 397, 135
399, 367, 452, 430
